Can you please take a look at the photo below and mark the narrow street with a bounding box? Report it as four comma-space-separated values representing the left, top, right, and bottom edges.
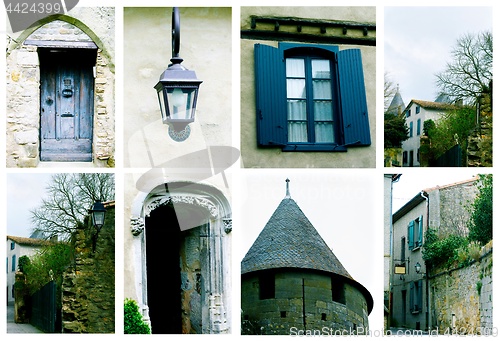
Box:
7, 305, 43, 333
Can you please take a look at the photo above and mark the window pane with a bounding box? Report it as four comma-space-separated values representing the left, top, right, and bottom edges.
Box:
287, 79, 306, 99
313, 79, 332, 99
288, 122, 308, 142
314, 101, 333, 121
287, 100, 307, 120
312, 59, 330, 78
315, 122, 334, 143
286, 58, 305, 77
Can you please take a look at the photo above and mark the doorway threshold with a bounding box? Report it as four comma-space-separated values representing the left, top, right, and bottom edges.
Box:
38, 162, 96, 168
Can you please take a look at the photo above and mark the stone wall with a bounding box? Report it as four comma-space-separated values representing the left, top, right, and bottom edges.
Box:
467, 85, 492, 167
430, 242, 492, 334
6, 8, 115, 167
62, 205, 115, 333
242, 270, 369, 335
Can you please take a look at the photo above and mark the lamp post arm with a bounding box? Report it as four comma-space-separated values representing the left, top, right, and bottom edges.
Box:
171, 7, 182, 65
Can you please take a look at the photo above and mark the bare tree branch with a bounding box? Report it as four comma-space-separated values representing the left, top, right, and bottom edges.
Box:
435, 31, 492, 104
29, 173, 115, 241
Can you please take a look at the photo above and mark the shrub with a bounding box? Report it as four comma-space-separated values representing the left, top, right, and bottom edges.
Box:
124, 298, 151, 334
422, 228, 468, 269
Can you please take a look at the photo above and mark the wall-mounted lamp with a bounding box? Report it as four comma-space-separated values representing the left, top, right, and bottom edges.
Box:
415, 262, 426, 275
90, 200, 107, 252
154, 7, 203, 142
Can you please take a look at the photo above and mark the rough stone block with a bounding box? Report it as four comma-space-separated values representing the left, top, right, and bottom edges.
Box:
17, 51, 39, 66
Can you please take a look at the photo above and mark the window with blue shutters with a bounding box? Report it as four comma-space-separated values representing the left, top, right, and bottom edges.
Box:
410, 280, 423, 313
408, 215, 423, 250
417, 119, 421, 136
255, 42, 371, 151
12, 255, 16, 272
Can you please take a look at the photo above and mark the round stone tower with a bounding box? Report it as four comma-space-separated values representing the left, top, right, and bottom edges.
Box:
241, 180, 373, 335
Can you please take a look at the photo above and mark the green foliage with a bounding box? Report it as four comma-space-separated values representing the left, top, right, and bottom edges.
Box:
22, 243, 73, 294
425, 107, 476, 162
422, 228, 468, 269
124, 298, 151, 334
384, 113, 409, 148
18, 255, 31, 273
468, 174, 493, 245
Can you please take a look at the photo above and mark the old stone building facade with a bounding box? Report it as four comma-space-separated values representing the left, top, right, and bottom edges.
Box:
241, 184, 373, 334
62, 201, 115, 333
390, 177, 481, 331
6, 7, 115, 167
123, 7, 233, 334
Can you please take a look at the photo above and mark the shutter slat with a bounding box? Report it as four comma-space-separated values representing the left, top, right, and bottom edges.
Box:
337, 49, 371, 146
255, 44, 287, 146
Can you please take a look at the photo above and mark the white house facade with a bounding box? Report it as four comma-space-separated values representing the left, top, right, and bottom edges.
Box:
6, 236, 49, 305
401, 100, 458, 167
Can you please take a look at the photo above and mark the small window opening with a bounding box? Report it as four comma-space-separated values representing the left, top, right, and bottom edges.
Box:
259, 272, 275, 300
321, 313, 327, 321
281, 311, 287, 318
331, 277, 346, 304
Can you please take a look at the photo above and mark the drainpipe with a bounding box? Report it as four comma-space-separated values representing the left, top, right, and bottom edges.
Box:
420, 191, 431, 330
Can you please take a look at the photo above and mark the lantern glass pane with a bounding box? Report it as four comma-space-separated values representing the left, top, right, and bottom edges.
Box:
166, 87, 198, 122
157, 89, 168, 123
93, 211, 105, 228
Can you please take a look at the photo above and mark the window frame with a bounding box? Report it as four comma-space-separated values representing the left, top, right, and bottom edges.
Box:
284, 52, 341, 146
255, 42, 371, 152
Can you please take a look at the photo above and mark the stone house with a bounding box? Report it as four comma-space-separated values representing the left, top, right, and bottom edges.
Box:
390, 176, 479, 330
401, 99, 460, 167
123, 7, 233, 334
241, 182, 373, 335
240, 7, 376, 168
6, 235, 51, 306
6, 7, 115, 167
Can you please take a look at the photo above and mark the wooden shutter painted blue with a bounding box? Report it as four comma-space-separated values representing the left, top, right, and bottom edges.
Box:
417, 280, 423, 311
418, 215, 423, 247
408, 220, 414, 250
254, 44, 287, 146
337, 49, 371, 146
409, 282, 415, 312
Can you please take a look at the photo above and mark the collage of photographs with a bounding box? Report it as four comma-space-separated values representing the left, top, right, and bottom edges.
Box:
2, 0, 497, 338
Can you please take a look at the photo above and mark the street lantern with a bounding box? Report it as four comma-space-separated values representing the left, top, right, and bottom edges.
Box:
154, 7, 203, 141
415, 262, 422, 274
91, 200, 106, 231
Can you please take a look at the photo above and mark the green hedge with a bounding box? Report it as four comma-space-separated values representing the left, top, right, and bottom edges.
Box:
124, 298, 151, 334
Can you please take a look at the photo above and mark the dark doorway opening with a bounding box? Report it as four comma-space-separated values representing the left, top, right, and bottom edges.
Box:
145, 204, 182, 334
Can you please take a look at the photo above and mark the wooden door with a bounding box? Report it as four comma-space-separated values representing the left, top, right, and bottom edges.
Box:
39, 48, 96, 161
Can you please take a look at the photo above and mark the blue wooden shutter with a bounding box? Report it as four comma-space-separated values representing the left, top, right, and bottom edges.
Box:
254, 44, 287, 146
409, 282, 415, 312
417, 280, 423, 311
408, 220, 414, 250
337, 49, 371, 146
418, 215, 423, 247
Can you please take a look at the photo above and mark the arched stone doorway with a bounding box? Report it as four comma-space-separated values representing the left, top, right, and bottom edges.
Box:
130, 181, 231, 334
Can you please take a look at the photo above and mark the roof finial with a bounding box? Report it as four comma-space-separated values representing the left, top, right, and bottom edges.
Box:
285, 178, 291, 198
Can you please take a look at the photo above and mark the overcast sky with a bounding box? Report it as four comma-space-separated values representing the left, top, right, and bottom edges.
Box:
6, 173, 55, 238
389, 169, 486, 214
384, 6, 493, 104
237, 170, 381, 329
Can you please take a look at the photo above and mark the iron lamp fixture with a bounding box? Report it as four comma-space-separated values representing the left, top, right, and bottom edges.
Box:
154, 7, 203, 141
415, 262, 424, 274
91, 200, 106, 231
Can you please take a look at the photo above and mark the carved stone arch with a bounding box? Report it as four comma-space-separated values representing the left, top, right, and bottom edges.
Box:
129, 181, 231, 334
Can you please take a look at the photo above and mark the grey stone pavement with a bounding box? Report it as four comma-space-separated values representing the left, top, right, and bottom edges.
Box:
7, 304, 44, 333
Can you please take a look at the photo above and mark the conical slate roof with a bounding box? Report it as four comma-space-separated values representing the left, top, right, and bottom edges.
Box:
386, 89, 405, 116
241, 197, 352, 279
